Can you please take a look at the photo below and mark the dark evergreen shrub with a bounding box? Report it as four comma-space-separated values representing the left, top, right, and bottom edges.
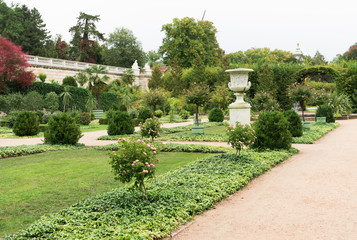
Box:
0, 95, 9, 113
6, 111, 21, 128
138, 108, 153, 123
100, 92, 120, 111
44, 113, 82, 145
13, 111, 40, 136
208, 108, 224, 122
91, 112, 95, 120
107, 111, 134, 136
252, 111, 292, 149
315, 104, 335, 123
35, 110, 44, 123
283, 110, 303, 137
79, 112, 91, 125
62, 76, 78, 87
154, 110, 163, 118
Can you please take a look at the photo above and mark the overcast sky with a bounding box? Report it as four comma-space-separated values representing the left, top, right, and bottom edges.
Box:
5, 0, 357, 61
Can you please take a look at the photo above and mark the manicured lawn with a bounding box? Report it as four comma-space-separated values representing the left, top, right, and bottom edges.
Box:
0, 127, 43, 138
0, 149, 213, 237
80, 124, 108, 132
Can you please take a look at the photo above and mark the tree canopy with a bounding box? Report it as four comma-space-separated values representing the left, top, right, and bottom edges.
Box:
0, 37, 35, 92
103, 27, 146, 68
159, 17, 222, 68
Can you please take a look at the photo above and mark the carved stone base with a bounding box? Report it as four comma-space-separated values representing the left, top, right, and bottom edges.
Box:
229, 107, 251, 126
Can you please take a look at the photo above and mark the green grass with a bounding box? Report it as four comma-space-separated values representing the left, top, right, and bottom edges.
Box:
0, 149, 213, 238
80, 124, 108, 132
292, 122, 340, 144
0, 127, 43, 138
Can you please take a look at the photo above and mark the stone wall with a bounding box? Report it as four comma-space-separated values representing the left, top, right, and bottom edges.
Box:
27, 55, 151, 91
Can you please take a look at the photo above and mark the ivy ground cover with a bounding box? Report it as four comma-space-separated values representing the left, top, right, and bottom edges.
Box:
292, 122, 339, 144
0, 149, 213, 237
6, 148, 297, 239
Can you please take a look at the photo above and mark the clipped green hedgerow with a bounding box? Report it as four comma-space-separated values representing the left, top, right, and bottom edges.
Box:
95, 142, 231, 153
292, 122, 339, 144
0, 144, 82, 159
5, 148, 297, 239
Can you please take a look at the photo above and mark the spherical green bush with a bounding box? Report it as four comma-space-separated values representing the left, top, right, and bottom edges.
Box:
179, 109, 190, 120
283, 110, 303, 137
252, 111, 292, 149
208, 108, 224, 122
138, 108, 153, 123
316, 104, 335, 123
44, 113, 82, 145
107, 111, 135, 136
62, 76, 78, 87
154, 110, 163, 118
13, 111, 40, 136
79, 112, 91, 125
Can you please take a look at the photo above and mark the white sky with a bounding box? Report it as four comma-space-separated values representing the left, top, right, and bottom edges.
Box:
5, 0, 357, 61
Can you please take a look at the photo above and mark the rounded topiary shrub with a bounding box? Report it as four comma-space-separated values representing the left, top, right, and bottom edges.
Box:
62, 76, 78, 87
208, 108, 224, 122
128, 109, 138, 119
13, 111, 40, 136
42, 114, 52, 124
252, 111, 292, 149
138, 108, 153, 123
316, 104, 335, 123
107, 111, 135, 136
44, 113, 82, 145
154, 110, 163, 118
283, 110, 303, 137
79, 112, 91, 125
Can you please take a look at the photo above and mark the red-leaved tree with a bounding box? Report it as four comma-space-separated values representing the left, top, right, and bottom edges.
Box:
0, 37, 35, 92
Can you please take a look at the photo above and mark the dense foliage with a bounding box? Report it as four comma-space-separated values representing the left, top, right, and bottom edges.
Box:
227, 122, 256, 156
283, 110, 303, 137
252, 111, 292, 149
292, 122, 339, 144
6, 149, 297, 239
160, 17, 222, 68
315, 104, 335, 123
208, 108, 224, 122
13, 111, 40, 136
138, 108, 154, 123
44, 113, 82, 145
0, 37, 35, 92
107, 111, 135, 136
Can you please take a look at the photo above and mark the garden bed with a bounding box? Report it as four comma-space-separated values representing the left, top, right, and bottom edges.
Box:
292, 122, 339, 144
5, 148, 297, 239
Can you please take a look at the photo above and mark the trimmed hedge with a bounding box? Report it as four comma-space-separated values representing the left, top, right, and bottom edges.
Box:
100, 92, 120, 111
17, 82, 89, 112
13, 111, 40, 136
107, 111, 135, 136
6, 149, 297, 239
283, 110, 303, 137
208, 108, 224, 122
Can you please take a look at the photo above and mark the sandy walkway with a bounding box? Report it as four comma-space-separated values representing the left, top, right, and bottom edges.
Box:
171, 119, 357, 240
0, 119, 209, 147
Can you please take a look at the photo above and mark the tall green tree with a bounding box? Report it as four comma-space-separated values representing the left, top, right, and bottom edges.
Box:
60, 86, 72, 112
69, 12, 104, 63
0, 3, 49, 56
148, 65, 162, 89
159, 17, 222, 68
343, 43, 357, 60
103, 27, 146, 68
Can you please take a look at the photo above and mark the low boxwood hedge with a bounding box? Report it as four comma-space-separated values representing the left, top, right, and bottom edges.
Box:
6, 148, 297, 239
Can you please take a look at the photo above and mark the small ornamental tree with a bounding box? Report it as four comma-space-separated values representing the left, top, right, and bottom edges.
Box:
185, 84, 210, 126
290, 84, 311, 121
0, 37, 35, 92
227, 122, 256, 156
108, 138, 159, 200
140, 117, 162, 142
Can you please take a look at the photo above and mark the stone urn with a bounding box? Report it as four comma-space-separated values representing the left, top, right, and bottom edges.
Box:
226, 68, 254, 126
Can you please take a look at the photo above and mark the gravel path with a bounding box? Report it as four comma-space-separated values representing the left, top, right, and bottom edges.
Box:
171, 119, 357, 240
0, 119, 209, 147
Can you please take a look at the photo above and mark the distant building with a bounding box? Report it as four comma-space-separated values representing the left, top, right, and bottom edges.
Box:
294, 43, 304, 62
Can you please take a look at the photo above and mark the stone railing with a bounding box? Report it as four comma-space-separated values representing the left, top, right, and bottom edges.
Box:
26, 55, 130, 75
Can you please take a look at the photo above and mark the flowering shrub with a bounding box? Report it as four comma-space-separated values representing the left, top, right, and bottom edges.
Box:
140, 117, 162, 142
227, 122, 256, 156
108, 138, 159, 200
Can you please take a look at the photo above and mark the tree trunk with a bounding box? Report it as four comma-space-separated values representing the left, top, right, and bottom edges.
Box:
195, 104, 199, 126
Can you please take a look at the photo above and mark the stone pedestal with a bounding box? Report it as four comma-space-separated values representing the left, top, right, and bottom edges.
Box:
226, 68, 254, 126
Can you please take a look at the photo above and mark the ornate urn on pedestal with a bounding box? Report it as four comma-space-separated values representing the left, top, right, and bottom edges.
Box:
226, 68, 254, 126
